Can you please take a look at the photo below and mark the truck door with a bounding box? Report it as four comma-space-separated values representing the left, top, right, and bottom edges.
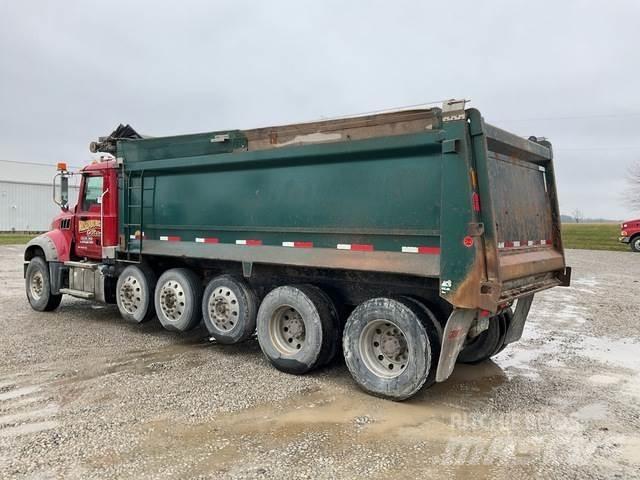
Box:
74, 173, 104, 259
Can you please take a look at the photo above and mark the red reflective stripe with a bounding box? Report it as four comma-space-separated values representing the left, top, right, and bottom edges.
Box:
350, 244, 374, 252
504, 241, 514, 248
417, 246, 441, 255
293, 241, 313, 248
245, 239, 262, 246
472, 192, 481, 212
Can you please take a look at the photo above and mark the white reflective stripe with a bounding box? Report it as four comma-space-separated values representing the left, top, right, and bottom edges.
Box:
541, 239, 547, 245
513, 241, 521, 247
498, 242, 505, 249
236, 240, 247, 245
129, 235, 136, 240
160, 236, 169, 241
195, 238, 205, 243
401, 246, 419, 253
528, 240, 534, 246
337, 244, 351, 250
282, 242, 295, 247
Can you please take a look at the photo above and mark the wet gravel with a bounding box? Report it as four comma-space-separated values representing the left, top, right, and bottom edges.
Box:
0, 245, 639, 479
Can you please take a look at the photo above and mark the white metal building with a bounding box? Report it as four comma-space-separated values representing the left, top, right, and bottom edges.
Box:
0, 160, 81, 232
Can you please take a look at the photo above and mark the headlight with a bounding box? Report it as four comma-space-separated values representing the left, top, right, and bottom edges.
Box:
622, 231, 628, 236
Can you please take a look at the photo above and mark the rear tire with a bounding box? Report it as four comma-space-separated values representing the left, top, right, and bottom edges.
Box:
116, 264, 157, 323
457, 314, 503, 364
25, 256, 62, 312
155, 268, 202, 332
202, 275, 258, 344
256, 285, 338, 374
342, 297, 439, 401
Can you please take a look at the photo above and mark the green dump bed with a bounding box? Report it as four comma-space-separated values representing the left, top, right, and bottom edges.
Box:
117, 104, 569, 312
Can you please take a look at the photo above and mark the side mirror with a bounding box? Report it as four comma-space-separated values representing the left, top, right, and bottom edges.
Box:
53, 172, 70, 210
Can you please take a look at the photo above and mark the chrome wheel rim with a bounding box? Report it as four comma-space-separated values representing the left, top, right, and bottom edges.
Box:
634, 238, 640, 251
269, 305, 305, 354
119, 275, 143, 315
159, 280, 186, 321
359, 320, 409, 378
208, 286, 239, 332
30, 271, 44, 300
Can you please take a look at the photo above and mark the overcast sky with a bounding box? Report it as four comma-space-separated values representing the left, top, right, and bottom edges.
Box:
1, 0, 639, 219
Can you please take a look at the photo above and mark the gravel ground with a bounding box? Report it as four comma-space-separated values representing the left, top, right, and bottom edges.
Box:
0, 246, 639, 479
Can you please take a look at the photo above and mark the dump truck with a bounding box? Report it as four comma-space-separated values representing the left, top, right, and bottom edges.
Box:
24, 100, 571, 400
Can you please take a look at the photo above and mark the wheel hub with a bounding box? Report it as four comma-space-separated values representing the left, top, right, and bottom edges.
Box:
30, 271, 44, 300
359, 320, 409, 378
208, 286, 239, 331
119, 275, 143, 314
269, 306, 306, 354
160, 281, 185, 321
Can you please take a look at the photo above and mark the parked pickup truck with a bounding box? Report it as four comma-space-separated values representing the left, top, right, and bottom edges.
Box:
24, 100, 571, 400
620, 218, 640, 252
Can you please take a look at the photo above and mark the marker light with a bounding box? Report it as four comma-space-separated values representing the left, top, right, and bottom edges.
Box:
56, 162, 67, 171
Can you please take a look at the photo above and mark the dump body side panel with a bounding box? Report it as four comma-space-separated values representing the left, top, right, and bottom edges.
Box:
119, 131, 446, 278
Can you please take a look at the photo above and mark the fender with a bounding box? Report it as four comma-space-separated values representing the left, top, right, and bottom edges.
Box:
24, 230, 71, 264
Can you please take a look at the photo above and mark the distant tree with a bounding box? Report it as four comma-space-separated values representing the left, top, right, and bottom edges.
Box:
572, 209, 584, 224
628, 161, 640, 210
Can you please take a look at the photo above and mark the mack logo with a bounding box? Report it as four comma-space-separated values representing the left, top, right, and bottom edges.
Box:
78, 219, 101, 236
441, 279, 452, 293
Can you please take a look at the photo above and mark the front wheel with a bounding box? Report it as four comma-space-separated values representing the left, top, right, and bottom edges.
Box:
631, 236, 640, 253
342, 297, 440, 401
25, 256, 62, 312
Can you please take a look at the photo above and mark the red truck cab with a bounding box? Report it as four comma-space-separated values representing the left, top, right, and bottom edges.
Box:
620, 218, 640, 252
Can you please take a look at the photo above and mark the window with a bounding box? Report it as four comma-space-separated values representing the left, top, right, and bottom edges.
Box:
81, 176, 103, 212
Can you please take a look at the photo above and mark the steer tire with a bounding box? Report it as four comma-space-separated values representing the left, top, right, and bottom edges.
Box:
155, 268, 202, 332
25, 256, 62, 312
256, 284, 338, 375
202, 275, 258, 344
457, 315, 502, 364
631, 236, 640, 253
116, 264, 157, 324
342, 297, 439, 401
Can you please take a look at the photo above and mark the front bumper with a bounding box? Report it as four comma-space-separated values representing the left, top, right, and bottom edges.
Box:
619, 236, 630, 244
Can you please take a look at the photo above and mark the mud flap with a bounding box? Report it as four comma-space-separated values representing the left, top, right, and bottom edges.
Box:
435, 308, 478, 382
503, 294, 534, 345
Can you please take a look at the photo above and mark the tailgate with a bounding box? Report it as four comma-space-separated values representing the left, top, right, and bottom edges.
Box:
481, 123, 569, 300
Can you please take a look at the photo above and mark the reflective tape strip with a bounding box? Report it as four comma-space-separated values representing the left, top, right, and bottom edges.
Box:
337, 243, 373, 251
513, 241, 521, 247
498, 242, 505, 249
160, 236, 180, 242
236, 239, 262, 246
195, 237, 219, 244
401, 246, 440, 254
282, 241, 313, 248
527, 240, 534, 246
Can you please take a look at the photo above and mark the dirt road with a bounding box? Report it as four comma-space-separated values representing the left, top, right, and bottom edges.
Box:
0, 246, 639, 479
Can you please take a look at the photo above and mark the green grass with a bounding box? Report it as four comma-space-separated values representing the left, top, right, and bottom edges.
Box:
561, 223, 628, 252
0, 233, 38, 245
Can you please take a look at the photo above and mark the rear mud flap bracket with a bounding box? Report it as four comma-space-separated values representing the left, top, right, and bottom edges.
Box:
436, 309, 477, 382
